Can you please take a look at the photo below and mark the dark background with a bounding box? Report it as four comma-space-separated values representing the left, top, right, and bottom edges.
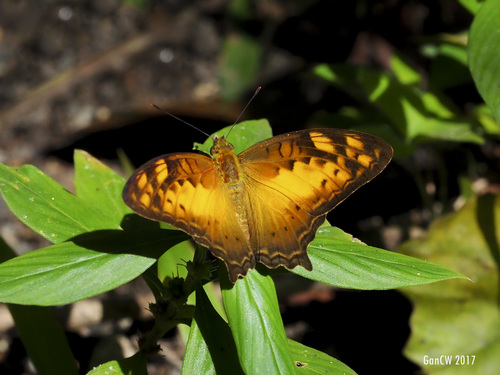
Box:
0, 1, 478, 374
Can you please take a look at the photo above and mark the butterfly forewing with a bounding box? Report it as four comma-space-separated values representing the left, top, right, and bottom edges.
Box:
123, 128, 393, 283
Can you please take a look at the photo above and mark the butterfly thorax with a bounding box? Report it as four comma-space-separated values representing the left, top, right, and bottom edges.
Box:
210, 135, 252, 251
210, 136, 243, 187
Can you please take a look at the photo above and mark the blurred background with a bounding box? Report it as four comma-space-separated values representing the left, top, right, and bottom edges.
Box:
1, 0, 494, 374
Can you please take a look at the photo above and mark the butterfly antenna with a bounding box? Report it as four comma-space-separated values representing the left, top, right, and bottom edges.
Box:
226, 86, 261, 138
150, 103, 211, 138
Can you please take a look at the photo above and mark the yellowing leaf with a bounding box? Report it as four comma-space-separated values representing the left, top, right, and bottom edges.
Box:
400, 194, 500, 374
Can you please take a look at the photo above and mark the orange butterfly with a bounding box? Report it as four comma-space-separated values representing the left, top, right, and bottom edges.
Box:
123, 127, 393, 283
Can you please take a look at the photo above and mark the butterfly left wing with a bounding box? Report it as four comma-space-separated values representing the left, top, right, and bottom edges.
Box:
239, 128, 393, 272
123, 153, 218, 233
122, 153, 257, 279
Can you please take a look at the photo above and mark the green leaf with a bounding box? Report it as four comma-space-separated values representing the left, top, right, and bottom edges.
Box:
289, 339, 357, 374
292, 226, 467, 290
87, 353, 148, 375
182, 286, 243, 374
314, 63, 484, 144
185, 276, 358, 375
0, 229, 185, 305
74, 149, 130, 222
400, 194, 500, 374
469, 0, 500, 124
0, 163, 119, 244
194, 119, 273, 155
220, 269, 295, 374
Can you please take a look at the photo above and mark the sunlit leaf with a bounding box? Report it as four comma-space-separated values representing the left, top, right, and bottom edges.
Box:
87, 353, 148, 375
221, 270, 295, 374
289, 339, 357, 374
293, 226, 467, 289
74, 149, 130, 223
194, 119, 272, 155
0, 164, 119, 244
0, 229, 185, 305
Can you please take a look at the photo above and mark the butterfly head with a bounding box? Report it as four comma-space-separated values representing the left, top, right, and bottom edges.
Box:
210, 135, 234, 157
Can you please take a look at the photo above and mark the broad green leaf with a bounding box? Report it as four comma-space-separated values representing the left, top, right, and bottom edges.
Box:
469, 0, 500, 124
217, 33, 261, 101
220, 269, 295, 374
292, 226, 467, 290
0, 163, 119, 244
0, 229, 185, 305
289, 339, 357, 375
74, 149, 130, 222
184, 279, 358, 374
194, 119, 273, 155
182, 286, 243, 374
400, 194, 500, 374
87, 353, 148, 375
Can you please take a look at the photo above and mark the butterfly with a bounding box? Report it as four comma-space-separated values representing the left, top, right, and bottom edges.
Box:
122, 127, 393, 283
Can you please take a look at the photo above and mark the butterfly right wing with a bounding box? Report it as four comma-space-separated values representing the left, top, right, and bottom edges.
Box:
239, 129, 393, 273
122, 153, 255, 278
